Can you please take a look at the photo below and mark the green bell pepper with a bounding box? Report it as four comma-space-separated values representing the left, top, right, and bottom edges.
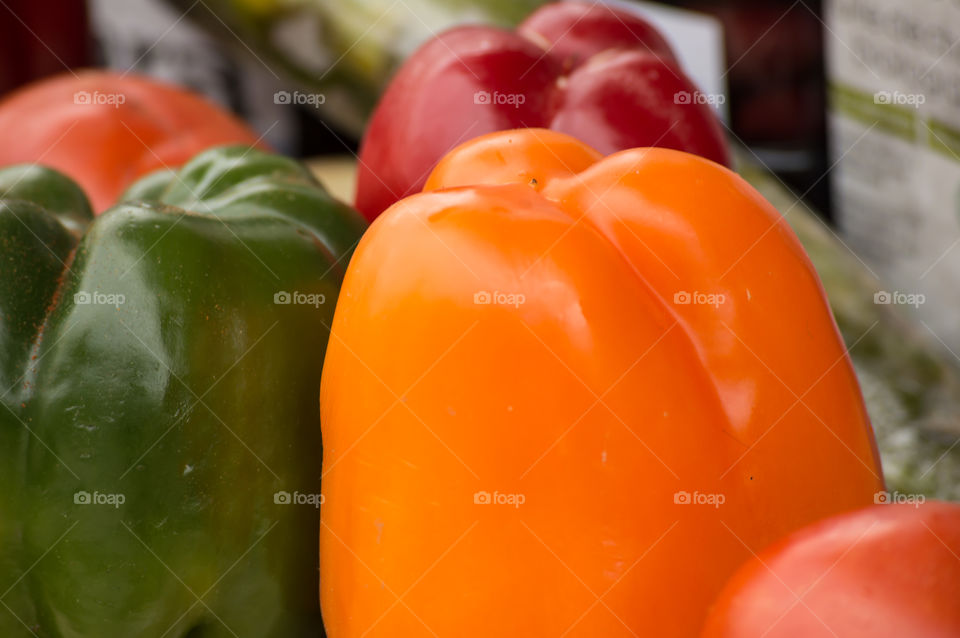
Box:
0, 146, 365, 636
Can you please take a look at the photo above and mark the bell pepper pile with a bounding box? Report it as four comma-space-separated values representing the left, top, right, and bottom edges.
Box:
0, 2, 958, 638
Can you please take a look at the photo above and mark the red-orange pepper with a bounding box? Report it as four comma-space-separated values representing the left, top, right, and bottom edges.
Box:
319, 129, 883, 637
0, 71, 263, 213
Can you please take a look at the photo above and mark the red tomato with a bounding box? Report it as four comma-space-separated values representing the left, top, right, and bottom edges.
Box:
702, 501, 960, 638
0, 70, 263, 212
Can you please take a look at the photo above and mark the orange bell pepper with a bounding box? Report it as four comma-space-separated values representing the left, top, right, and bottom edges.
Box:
319, 129, 883, 637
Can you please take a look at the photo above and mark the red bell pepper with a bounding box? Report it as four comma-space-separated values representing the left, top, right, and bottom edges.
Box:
356, 1, 731, 220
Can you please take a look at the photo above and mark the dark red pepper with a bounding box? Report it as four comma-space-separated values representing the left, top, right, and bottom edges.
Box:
356, 1, 731, 220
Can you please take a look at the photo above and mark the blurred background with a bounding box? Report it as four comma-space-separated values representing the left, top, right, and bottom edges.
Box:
0, 0, 829, 206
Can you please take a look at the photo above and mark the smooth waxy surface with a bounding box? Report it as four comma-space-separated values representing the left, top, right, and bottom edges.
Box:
321, 128, 882, 637
702, 502, 960, 638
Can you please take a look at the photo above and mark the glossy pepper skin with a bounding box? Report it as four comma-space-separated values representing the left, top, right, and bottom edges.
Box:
355, 1, 731, 220
0, 71, 264, 213
702, 502, 960, 638
0, 147, 365, 636
320, 129, 883, 637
